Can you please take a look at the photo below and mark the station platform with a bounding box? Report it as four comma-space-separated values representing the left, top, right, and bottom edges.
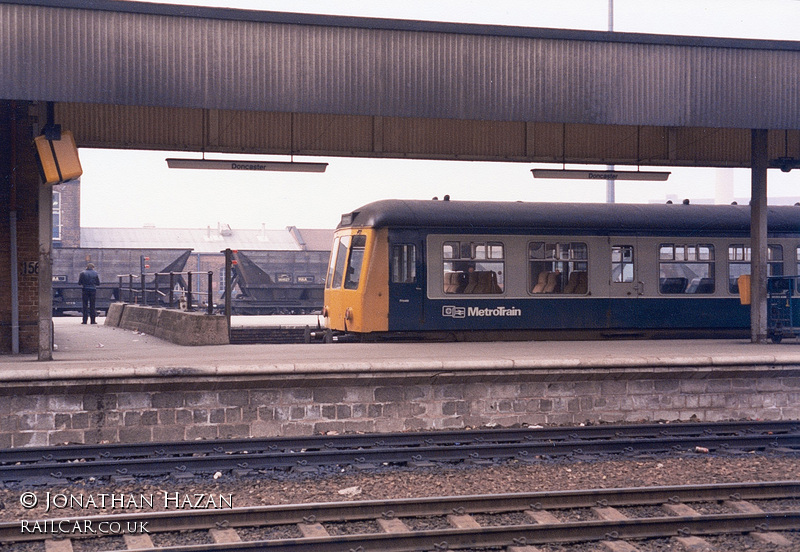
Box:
1, 316, 800, 380
1, 317, 799, 448
3, 315, 800, 379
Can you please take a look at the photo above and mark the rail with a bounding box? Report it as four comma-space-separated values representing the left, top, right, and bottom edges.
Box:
116, 271, 215, 315
3, 421, 797, 482
3, 482, 798, 549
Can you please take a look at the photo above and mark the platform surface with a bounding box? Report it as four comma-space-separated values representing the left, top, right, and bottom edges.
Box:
1, 316, 800, 381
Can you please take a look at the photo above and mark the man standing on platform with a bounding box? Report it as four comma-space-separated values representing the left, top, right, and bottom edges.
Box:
78, 263, 101, 324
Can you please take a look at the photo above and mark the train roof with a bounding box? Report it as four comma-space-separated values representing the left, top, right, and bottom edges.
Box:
338, 199, 800, 235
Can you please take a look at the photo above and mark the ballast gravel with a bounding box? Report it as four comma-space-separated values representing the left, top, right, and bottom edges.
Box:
1, 453, 798, 551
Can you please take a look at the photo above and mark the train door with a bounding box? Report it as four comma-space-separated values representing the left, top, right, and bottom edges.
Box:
388, 234, 425, 329
607, 239, 645, 298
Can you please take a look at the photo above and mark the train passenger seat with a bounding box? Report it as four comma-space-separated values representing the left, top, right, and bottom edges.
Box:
563, 272, 578, 293
487, 271, 502, 293
563, 271, 588, 294
463, 271, 480, 294
532, 271, 550, 293
472, 271, 502, 294
574, 271, 588, 294
543, 271, 561, 293
691, 277, 714, 294
659, 277, 688, 294
444, 272, 461, 293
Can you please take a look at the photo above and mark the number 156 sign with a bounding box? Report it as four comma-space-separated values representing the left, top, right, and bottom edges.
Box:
20, 261, 39, 276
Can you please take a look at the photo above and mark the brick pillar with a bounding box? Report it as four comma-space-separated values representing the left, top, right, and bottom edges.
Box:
0, 100, 45, 354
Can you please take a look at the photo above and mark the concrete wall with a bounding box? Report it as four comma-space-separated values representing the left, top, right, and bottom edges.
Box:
2, 366, 798, 447
105, 303, 228, 346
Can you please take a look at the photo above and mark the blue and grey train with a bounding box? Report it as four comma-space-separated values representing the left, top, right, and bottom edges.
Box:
322, 199, 800, 340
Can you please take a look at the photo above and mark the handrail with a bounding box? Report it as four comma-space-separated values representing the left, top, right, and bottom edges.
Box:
116, 271, 214, 314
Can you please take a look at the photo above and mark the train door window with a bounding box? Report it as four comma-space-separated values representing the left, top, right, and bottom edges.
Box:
330, 235, 351, 289
529, 241, 588, 294
442, 241, 504, 294
611, 246, 634, 283
344, 235, 367, 290
728, 245, 783, 293
392, 244, 416, 283
658, 244, 715, 294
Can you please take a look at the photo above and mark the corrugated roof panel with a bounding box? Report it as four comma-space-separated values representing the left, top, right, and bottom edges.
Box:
383, 117, 526, 159
294, 113, 375, 154
212, 111, 291, 153
4, 2, 800, 129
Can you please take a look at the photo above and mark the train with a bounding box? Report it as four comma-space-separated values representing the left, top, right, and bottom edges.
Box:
224, 250, 327, 315
322, 199, 800, 341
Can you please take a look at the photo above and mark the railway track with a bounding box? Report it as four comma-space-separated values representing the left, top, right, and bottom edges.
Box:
2, 421, 798, 483
3, 481, 799, 550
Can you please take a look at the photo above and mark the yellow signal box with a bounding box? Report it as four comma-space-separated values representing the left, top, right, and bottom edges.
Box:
34, 130, 82, 184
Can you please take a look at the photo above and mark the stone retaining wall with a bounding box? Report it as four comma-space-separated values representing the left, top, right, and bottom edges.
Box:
105, 303, 228, 346
3, 366, 799, 447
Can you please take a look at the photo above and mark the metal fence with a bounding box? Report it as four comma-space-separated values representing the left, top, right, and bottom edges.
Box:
117, 271, 215, 315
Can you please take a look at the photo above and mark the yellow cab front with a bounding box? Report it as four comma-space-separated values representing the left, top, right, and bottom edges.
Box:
323, 228, 389, 334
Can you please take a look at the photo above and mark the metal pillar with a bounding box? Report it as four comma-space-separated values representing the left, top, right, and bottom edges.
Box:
224, 249, 232, 341
37, 175, 53, 360
605, 1, 615, 205
37, 102, 54, 360
750, 129, 769, 343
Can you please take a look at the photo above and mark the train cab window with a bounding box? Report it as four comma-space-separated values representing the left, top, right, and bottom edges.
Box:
611, 246, 634, 283
442, 241, 504, 294
392, 244, 416, 283
658, 244, 715, 294
329, 235, 351, 289
326, 237, 340, 288
728, 245, 783, 293
343, 235, 367, 290
529, 242, 588, 294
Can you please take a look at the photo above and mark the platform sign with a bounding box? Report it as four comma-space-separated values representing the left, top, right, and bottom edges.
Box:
531, 168, 670, 181
35, 130, 83, 184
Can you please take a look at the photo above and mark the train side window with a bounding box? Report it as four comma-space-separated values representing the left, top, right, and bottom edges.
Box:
729, 244, 783, 293
343, 235, 367, 290
442, 241, 504, 294
331, 235, 351, 289
392, 244, 416, 283
529, 241, 588, 294
611, 246, 634, 283
659, 243, 715, 294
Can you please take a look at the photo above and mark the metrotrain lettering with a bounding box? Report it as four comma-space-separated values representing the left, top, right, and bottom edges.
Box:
443, 305, 521, 318
468, 306, 522, 317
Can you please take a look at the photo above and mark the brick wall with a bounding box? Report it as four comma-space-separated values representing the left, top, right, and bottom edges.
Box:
2, 369, 799, 447
0, 100, 43, 354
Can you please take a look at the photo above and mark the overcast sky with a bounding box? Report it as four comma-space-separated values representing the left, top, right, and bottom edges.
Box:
79, 1, 800, 230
